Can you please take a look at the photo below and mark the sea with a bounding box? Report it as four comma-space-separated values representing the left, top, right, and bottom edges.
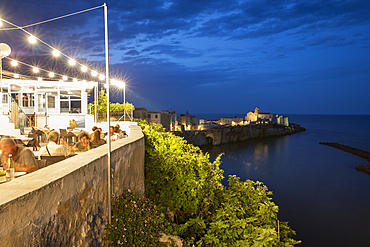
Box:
194, 113, 370, 247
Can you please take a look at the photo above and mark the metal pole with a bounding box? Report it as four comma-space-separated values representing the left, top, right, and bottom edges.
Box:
104, 3, 112, 225
0, 57, 2, 107
94, 82, 97, 124
123, 83, 126, 121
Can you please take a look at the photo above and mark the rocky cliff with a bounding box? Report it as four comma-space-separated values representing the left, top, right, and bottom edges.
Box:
173, 123, 305, 146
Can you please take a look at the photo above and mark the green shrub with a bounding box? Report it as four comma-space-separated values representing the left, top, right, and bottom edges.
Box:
133, 119, 301, 246
104, 189, 169, 246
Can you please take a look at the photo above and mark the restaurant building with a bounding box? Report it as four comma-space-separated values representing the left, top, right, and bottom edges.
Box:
1, 78, 97, 135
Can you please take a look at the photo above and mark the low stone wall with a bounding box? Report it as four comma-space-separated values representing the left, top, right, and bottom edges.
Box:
0, 125, 145, 247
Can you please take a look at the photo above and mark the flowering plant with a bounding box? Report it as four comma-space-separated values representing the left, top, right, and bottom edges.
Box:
104, 189, 169, 246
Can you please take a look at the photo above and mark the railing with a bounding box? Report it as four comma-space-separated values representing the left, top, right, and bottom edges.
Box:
3, 93, 34, 135
96, 108, 133, 122
117, 107, 133, 121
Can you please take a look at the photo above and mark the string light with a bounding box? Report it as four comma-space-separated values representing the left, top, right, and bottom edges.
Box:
2, 13, 109, 84
38, 77, 42, 81
28, 35, 37, 44
14, 74, 19, 78
69, 59, 76, 66
52, 49, 60, 57
73, 78, 77, 82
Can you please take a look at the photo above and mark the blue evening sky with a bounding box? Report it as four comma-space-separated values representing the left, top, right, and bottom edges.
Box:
1, 0, 369, 115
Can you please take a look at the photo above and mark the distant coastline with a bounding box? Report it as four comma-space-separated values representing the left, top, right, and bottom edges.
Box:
174, 122, 305, 146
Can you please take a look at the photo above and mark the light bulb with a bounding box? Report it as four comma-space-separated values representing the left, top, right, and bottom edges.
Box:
69, 59, 76, 66
14, 74, 19, 78
49, 72, 55, 77
52, 49, 60, 57
38, 77, 42, 81
91, 71, 97, 76
29, 35, 37, 44
73, 78, 77, 82
81, 66, 87, 72
62, 76, 67, 81
33, 67, 39, 73
11, 60, 18, 66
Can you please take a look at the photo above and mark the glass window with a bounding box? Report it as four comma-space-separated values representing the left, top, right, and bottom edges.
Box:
29, 94, 35, 107
37, 94, 46, 112
71, 101, 81, 113
2, 94, 8, 104
47, 93, 57, 108
60, 101, 69, 113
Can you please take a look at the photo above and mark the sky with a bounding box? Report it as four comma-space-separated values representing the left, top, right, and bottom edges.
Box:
1, 0, 369, 115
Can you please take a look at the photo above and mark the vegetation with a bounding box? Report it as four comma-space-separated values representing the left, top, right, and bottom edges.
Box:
104, 189, 168, 246
88, 89, 135, 115
137, 119, 301, 246
105, 119, 301, 246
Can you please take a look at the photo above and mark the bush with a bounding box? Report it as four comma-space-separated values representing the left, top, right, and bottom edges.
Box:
102, 119, 302, 246
104, 189, 169, 246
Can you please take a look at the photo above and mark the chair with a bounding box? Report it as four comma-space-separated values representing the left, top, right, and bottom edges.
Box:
26, 133, 41, 151
91, 142, 106, 148
36, 160, 47, 169
60, 129, 68, 137
65, 132, 77, 145
40, 156, 66, 166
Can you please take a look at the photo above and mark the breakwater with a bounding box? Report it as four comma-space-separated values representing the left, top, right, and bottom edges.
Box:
173, 123, 305, 146
319, 142, 370, 175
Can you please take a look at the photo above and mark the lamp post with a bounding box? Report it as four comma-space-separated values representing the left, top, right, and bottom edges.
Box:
0, 43, 12, 109
103, 3, 112, 225
118, 81, 125, 121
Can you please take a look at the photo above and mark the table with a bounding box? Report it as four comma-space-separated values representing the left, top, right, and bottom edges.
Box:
11, 137, 33, 145
0, 171, 27, 184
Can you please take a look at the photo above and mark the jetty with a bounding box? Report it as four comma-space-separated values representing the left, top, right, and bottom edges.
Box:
319, 142, 370, 175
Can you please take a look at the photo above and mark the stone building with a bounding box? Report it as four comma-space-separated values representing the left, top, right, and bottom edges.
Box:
246, 106, 275, 123
245, 106, 288, 126
133, 107, 148, 121
179, 110, 199, 130
220, 116, 244, 125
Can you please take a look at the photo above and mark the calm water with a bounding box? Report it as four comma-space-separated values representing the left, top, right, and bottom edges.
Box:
197, 114, 370, 247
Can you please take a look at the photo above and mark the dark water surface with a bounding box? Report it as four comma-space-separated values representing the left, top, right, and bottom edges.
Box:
198, 114, 370, 247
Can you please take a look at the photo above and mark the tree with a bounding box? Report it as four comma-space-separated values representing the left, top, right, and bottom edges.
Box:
88, 89, 135, 115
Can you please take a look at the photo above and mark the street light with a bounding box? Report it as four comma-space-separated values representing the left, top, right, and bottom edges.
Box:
119, 82, 126, 121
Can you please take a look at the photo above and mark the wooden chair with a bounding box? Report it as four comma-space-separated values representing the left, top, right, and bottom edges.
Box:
91, 142, 106, 148
26, 133, 41, 151
40, 156, 66, 166
65, 132, 77, 145
36, 160, 47, 169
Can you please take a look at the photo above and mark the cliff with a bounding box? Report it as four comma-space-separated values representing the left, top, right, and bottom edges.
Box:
173, 123, 305, 146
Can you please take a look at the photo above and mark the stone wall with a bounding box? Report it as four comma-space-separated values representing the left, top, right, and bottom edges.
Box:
174, 123, 305, 146
0, 125, 145, 247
